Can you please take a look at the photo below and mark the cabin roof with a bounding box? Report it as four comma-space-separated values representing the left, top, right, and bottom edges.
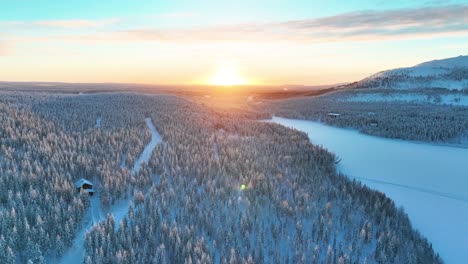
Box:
74, 178, 93, 188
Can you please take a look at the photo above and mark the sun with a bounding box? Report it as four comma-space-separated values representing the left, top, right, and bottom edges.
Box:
209, 65, 247, 86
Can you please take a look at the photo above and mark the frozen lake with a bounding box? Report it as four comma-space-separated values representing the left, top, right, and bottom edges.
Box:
270, 116, 468, 264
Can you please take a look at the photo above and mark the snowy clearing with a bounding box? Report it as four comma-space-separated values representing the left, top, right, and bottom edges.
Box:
95, 117, 101, 128
270, 116, 468, 264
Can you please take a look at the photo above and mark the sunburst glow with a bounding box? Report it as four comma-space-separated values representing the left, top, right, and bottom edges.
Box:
209, 65, 247, 86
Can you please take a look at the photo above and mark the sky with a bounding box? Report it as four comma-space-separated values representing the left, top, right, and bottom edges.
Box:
0, 0, 467, 85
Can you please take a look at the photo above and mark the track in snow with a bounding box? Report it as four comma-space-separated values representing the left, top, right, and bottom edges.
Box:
57, 118, 162, 264
132, 118, 162, 174
350, 175, 468, 203
95, 117, 102, 128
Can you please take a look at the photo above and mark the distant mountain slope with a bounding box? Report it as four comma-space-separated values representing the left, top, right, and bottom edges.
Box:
355, 55, 468, 90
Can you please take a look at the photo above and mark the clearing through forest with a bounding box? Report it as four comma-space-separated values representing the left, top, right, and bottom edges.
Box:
57, 118, 162, 264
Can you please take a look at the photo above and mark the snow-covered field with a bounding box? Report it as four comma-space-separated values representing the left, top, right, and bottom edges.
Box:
58, 118, 162, 264
270, 116, 468, 264
343, 93, 468, 106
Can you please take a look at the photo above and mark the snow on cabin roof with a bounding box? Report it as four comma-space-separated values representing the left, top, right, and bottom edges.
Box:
74, 178, 93, 188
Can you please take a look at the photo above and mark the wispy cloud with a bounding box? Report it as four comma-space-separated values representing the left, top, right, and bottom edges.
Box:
34, 19, 119, 29
158, 12, 198, 19
0, 41, 11, 56
1, 19, 120, 29
289, 4, 468, 35
2, 5, 467, 44
113, 5, 468, 43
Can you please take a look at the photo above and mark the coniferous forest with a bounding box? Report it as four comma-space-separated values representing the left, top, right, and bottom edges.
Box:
0, 91, 441, 263
263, 89, 468, 144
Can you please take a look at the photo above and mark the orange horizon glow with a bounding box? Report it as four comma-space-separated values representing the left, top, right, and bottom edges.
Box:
1, 4, 467, 86
0, 51, 376, 87
208, 63, 250, 86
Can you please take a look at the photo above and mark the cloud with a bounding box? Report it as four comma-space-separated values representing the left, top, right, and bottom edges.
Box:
0, 19, 119, 29
2, 5, 467, 44
0, 41, 11, 56
33, 19, 119, 29
113, 5, 468, 43
158, 12, 198, 19
288, 5, 468, 33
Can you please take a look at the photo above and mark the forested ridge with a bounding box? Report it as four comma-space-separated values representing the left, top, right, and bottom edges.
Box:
0, 91, 441, 263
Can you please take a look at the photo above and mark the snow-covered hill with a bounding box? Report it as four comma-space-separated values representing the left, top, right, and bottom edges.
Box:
356, 55, 468, 90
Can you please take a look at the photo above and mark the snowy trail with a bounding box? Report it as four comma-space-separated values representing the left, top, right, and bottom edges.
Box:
350, 175, 468, 203
132, 118, 162, 174
95, 117, 101, 128
58, 195, 103, 264
270, 116, 468, 264
58, 118, 162, 264
58, 196, 131, 264
90, 194, 104, 224
213, 142, 220, 161
114, 118, 163, 231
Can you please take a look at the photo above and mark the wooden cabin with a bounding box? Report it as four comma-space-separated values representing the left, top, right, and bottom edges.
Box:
74, 178, 95, 195
327, 113, 341, 118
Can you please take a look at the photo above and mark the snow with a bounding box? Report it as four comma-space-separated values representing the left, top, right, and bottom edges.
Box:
430, 79, 468, 90
343, 93, 468, 106
362, 55, 468, 90
95, 117, 101, 128
132, 118, 162, 174
417, 55, 468, 69
375, 56, 468, 78
109, 199, 134, 231
213, 142, 220, 161
57, 118, 163, 264
58, 195, 103, 264
364, 75, 468, 90
115, 117, 163, 230
74, 178, 93, 189
374, 67, 447, 78
57, 196, 132, 264
270, 116, 468, 264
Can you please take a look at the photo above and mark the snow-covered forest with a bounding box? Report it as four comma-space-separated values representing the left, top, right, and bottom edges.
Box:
0, 91, 441, 263
270, 116, 468, 264
263, 89, 468, 144
352, 55, 468, 90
